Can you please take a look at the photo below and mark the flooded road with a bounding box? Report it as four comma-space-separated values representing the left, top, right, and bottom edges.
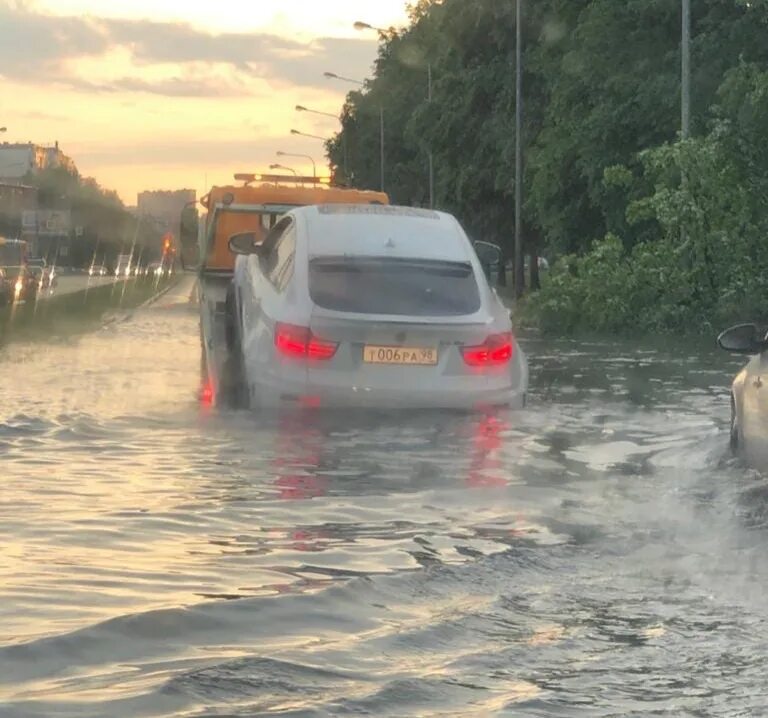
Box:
2, 275, 767, 717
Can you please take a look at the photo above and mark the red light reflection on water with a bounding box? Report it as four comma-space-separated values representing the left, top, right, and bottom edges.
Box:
466, 412, 510, 488
198, 379, 215, 417
272, 411, 329, 500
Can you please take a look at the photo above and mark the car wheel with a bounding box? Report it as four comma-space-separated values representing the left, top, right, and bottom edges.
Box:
223, 286, 247, 407
730, 395, 740, 452
199, 321, 208, 382
224, 286, 239, 352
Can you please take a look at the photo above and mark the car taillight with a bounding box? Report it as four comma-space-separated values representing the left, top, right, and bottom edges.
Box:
275, 323, 338, 360
461, 332, 514, 366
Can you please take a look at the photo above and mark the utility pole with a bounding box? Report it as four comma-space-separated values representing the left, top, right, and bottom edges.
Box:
680, 0, 691, 248
428, 63, 434, 209
514, 0, 524, 298
379, 105, 385, 193
681, 0, 691, 140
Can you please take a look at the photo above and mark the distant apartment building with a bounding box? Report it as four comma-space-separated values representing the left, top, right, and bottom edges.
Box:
0, 182, 37, 214
0, 141, 76, 181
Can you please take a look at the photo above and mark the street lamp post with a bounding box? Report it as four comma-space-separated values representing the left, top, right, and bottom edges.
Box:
269, 163, 297, 176
325, 71, 385, 193
427, 63, 434, 209
290, 128, 327, 142
276, 151, 316, 178
514, 0, 524, 299
682, 0, 691, 141
354, 20, 432, 206
681, 0, 691, 249
296, 104, 348, 181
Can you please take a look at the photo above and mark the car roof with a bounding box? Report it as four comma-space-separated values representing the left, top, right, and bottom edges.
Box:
291, 204, 470, 262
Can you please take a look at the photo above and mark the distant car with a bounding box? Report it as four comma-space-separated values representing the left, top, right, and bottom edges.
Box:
115, 254, 133, 277
226, 204, 529, 410
27, 257, 56, 289
88, 264, 108, 277
148, 261, 172, 278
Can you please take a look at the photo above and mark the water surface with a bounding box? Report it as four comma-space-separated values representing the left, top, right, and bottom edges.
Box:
2, 277, 765, 717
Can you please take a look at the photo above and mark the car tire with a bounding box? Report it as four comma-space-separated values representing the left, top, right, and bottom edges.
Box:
730, 395, 740, 453
223, 286, 247, 408
199, 321, 208, 383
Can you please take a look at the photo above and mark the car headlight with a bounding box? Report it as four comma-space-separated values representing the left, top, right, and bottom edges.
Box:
14, 280, 23, 294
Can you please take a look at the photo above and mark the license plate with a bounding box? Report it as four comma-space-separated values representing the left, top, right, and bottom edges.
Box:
363, 345, 438, 365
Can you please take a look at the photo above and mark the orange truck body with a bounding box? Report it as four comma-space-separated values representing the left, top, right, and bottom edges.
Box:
199, 180, 389, 274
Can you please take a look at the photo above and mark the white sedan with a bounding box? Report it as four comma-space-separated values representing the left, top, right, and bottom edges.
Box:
226, 204, 528, 410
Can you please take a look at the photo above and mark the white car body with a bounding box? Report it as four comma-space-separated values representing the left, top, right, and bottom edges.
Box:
718, 323, 768, 468
230, 204, 528, 410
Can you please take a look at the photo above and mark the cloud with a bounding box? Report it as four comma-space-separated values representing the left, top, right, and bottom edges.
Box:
0, 3, 377, 95
74, 138, 291, 167
60, 74, 250, 98
16, 110, 69, 121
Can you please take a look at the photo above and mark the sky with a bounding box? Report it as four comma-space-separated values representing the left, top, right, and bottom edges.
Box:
0, 0, 410, 204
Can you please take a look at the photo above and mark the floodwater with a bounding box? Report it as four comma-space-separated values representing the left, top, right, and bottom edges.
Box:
2, 275, 767, 717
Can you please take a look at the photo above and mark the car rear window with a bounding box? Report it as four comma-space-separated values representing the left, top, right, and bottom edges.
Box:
309, 257, 481, 316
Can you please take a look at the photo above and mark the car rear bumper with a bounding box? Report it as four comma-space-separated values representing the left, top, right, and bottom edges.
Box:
248, 376, 526, 410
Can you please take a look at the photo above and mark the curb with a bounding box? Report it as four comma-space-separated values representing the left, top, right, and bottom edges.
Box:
138, 276, 182, 309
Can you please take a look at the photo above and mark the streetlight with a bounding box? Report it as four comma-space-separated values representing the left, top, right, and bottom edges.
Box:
353, 21, 378, 32
682, 0, 690, 140
681, 0, 691, 249
324, 71, 364, 86
355, 20, 432, 205
297, 104, 349, 180
276, 150, 316, 178
295, 105, 337, 120
325, 71, 385, 193
290, 128, 327, 142
269, 163, 297, 176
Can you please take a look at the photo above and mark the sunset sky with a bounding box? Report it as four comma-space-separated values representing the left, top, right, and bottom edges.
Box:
0, 0, 409, 204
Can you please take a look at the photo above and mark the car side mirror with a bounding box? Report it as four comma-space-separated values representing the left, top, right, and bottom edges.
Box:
717, 323, 766, 354
228, 232, 263, 256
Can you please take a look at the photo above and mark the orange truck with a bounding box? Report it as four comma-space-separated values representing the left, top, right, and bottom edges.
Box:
197, 173, 389, 405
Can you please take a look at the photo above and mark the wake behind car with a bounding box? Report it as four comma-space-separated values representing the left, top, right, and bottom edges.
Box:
226, 204, 528, 410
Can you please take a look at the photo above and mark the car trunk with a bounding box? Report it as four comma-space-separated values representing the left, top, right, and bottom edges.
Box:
302, 255, 512, 403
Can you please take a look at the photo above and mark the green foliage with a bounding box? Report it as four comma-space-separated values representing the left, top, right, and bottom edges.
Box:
328, 0, 768, 334
25, 167, 160, 266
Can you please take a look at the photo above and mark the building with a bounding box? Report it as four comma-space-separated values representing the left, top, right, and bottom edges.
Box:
21, 209, 71, 260
0, 182, 37, 214
0, 141, 76, 181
